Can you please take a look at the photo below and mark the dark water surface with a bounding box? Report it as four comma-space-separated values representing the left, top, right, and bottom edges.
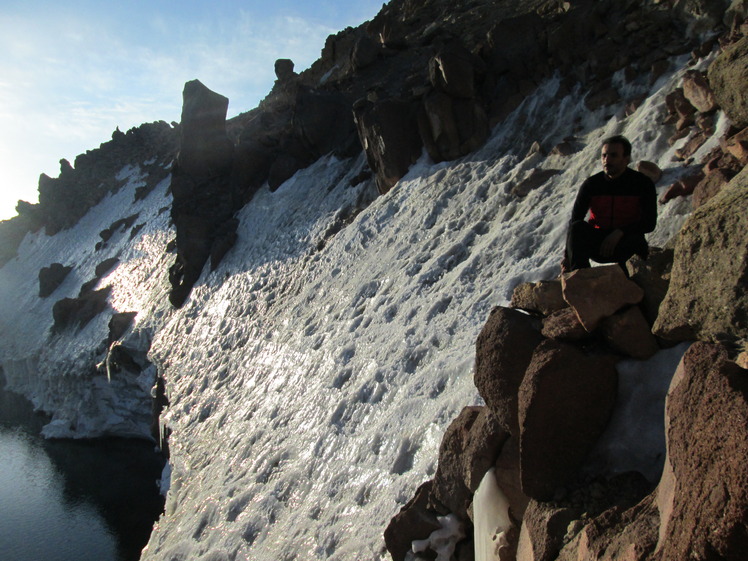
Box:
0, 386, 165, 561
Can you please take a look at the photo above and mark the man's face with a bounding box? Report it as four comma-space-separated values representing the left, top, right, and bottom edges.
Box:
601, 142, 630, 179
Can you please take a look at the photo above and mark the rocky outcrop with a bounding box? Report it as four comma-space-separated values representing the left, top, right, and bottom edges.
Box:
519, 341, 618, 501
474, 307, 544, 434
561, 266, 644, 332
354, 98, 422, 194
52, 286, 112, 332
168, 80, 237, 308
38, 263, 73, 297
38, 122, 177, 236
653, 167, 748, 344
708, 35, 748, 129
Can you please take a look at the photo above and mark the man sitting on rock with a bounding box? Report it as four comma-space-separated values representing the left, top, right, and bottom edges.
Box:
563, 135, 657, 272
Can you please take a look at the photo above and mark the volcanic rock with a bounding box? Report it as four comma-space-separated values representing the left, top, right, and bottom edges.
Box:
384, 481, 441, 561
541, 308, 591, 342
474, 306, 544, 434
511, 279, 568, 316
692, 167, 735, 208
682, 70, 717, 113
601, 306, 659, 360
518, 340, 618, 501
625, 247, 673, 326
561, 265, 644, 332
653, 167, 748, 343
708, 35, 748, 129
516, 500, 581, 561
655, 342, 748, 558
39, 263, 73, 298
353, 98, 422, 194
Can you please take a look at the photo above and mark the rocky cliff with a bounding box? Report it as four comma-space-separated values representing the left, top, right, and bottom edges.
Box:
0, 0, 746, 560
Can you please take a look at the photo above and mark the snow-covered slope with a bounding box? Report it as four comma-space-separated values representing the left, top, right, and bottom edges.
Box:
0, 61, 726, 560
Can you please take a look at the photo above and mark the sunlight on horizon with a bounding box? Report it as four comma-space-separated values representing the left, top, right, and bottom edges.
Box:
0, 0, 383, 221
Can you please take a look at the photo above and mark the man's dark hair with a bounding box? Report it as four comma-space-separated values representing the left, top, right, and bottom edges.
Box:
602, 135, 632, 157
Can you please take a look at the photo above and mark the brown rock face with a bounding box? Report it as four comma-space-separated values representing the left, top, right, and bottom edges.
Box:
681, 70, 717, 113
510, 280, 568, 316
541, 308, 589, 342
561, 265, 644, 332
708, 35, 748, 129
653, 169, 748, 343
430, 406, 481, 520
692, 167, 735, 208
625, 247, 673, 326
656, 342, 748, 559
518, 340, 618, 501
474, 307, 544, 434
601, 307, 659, 360
516, 500, 581, 561
384, 481, 441, 561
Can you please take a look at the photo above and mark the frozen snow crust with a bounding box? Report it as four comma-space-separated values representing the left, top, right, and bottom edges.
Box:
0, 62, 723, 560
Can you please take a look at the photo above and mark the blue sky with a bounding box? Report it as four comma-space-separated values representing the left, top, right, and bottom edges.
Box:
0, 0, 383, 220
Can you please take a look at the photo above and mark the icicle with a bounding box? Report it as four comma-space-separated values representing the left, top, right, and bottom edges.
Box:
474, 468, 513, 561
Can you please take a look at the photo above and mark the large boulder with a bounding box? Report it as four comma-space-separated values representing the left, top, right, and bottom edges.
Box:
518, 340, 618, 501
708, 35, 748, 129
474, 307, 544, 434
653, 168, 748, 343
681, 70, 717, 113
561, 265, 644, 332
655, 342, 748, 559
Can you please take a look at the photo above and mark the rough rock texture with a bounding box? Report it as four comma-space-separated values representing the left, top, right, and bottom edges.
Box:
510, 280, 568, 316
653, 168, 748, 343
708, 34, 748, 129
556, 497, 660, 561
38, 263, 73, 298
431, 406, 509, 521
682, 70, 718, 113
169, 80, 237, 308
474, 307, 544, 434
692, 167, 735, 208
516, 501, 581, 561
561, 265, 644, 332
354, 98, 422, 194
655, 342, 748, 560
601, 307, 660, 360
518, 340, 618, 501
625, 247, 674, 326
384, 481, 441, 561
540, 308, 589, 342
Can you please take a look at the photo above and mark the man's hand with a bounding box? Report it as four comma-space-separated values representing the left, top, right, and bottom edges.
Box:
600, 229, 624, 258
